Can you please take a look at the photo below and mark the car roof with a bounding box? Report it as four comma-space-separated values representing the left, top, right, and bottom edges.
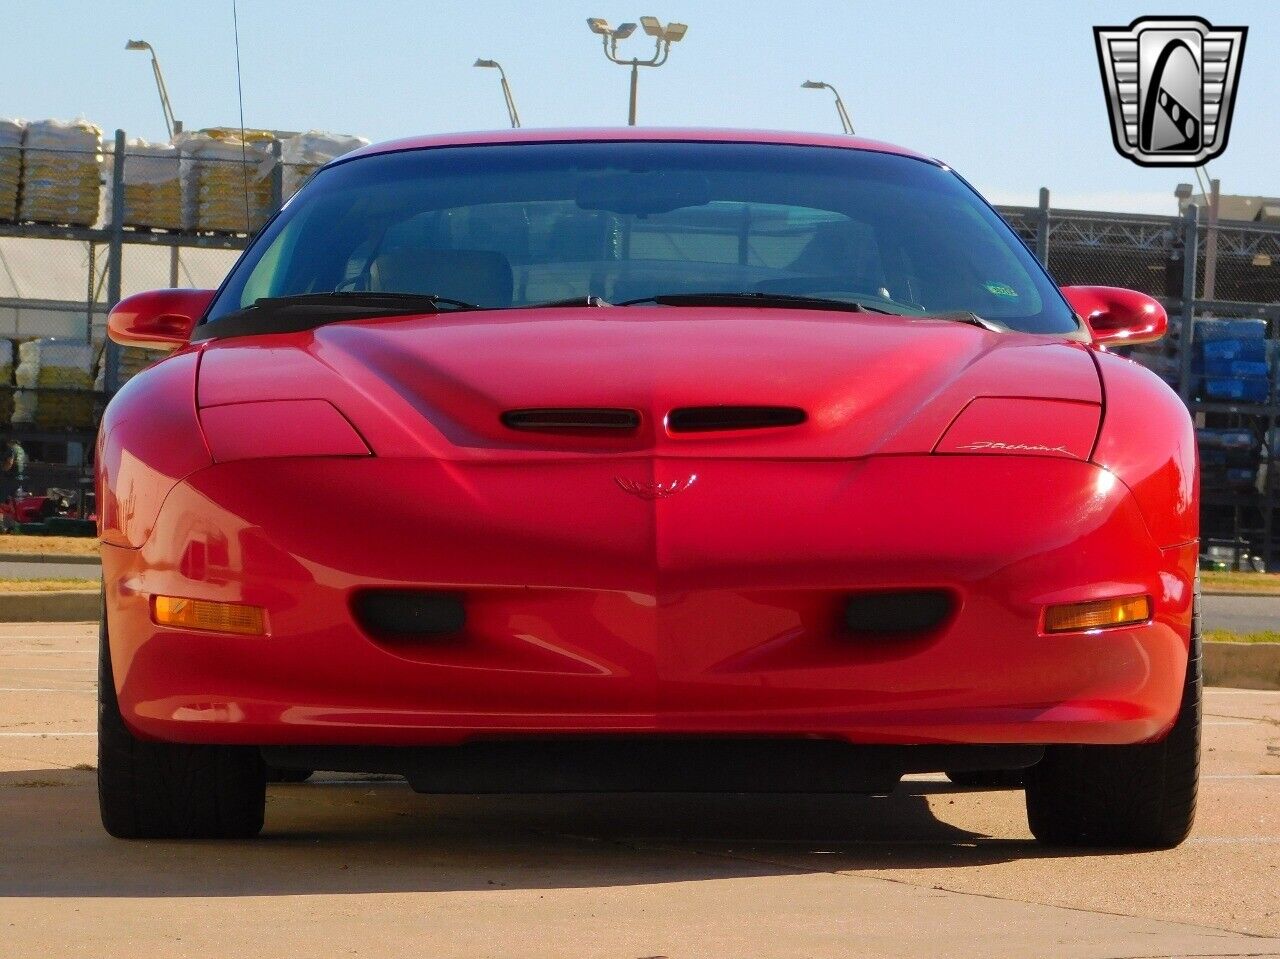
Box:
340, 127, 941, 167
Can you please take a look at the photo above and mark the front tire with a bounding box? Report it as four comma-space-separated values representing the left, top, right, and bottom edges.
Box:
1024, 596, 1201, 849
98, 606, 267, 839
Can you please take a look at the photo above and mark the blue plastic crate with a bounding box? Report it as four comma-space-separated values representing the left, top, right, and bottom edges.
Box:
1201, 338, 1267, 362
1199, 318, 1267, 341
1203, 376, 1270, 402
1205, 359, 1271, 378
1197, 428, 1254, 450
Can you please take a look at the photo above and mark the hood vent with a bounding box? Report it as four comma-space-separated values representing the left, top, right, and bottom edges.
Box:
668, 405, 807, 433
502, 407, 640, 433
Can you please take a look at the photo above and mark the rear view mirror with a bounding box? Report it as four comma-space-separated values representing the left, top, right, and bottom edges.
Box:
1060, 285, 1167, 347
575, 171, 711, 215
107, 288, 215, 349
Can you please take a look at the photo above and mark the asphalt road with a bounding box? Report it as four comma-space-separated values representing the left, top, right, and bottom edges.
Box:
1, 622, 1278, 958
1203, 592, 1280, 634
0, 559, 99, 580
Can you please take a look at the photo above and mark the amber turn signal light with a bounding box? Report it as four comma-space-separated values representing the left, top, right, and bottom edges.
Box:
1044, 594, 1151, 633
151, 595, 266, 635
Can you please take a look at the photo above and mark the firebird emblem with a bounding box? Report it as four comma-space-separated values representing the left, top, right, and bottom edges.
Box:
614, 474, 698, 500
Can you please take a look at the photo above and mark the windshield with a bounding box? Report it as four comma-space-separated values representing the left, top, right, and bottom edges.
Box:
207, 141, 1079, 335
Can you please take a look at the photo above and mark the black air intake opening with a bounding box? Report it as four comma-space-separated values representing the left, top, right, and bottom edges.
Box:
843, 590, 954, 637
668, 405, 807, 433
354, 590, 466, 638
502, 408, 640, 433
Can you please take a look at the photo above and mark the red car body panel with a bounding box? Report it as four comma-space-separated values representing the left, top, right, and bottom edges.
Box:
97, 130, 1198, 757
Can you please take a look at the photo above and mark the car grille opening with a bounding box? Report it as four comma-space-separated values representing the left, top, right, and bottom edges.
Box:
501, 408, 640, 433
843, 590, 953, 637
667, 405, 807, 433
353, 590, 466, 637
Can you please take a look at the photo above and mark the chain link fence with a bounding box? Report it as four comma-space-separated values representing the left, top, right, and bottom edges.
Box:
5, 140, 1280, 558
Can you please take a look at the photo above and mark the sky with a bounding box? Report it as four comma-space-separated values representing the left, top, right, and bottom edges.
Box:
4, 0, 1277, 214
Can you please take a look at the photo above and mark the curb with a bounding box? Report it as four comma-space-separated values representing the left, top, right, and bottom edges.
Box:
0, 590, 99, 622
1202, 588, 1280, 598
0, 551, 100, 566
1204, 641, 1280, 691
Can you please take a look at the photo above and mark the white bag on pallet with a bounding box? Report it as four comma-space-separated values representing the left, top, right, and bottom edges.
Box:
18, 119, 103, 226
280, 130, 368, 198
0, 119, 23, 222
178, 129, 276, 233
13, 337, 98, 428
0, 338, 14, 426
106, 138, 182, 230
93, 344, 165, 390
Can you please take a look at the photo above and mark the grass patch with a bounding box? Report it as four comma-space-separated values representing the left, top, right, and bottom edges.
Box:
0, 534, 98, 556
0, 578, 98, 592
10, 779, 67, 788
1205, 628, 1280, 645
1201, 571, 1280, 594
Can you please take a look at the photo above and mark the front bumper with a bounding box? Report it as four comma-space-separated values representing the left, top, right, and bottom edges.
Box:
103, 454, 1195, 748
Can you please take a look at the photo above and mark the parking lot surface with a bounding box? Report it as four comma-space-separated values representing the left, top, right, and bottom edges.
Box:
2, 621, 1278, 958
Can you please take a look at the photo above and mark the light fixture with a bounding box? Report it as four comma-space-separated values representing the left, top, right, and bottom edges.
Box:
125, 38, 180, 140
586, 14, 689, 125
473, 58, 521, 127
151, 595, 267, 635
1043, 595, 1151, 633
801, 79, 854, 135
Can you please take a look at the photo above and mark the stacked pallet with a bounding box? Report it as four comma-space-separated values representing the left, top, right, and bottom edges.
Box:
281, 130, 368, 198
1196, 318, 1270, 403
0, 339, 14, 426
1198, 427, 1259, 490
18, 119, 102, 226
13, 338, 98, 429
178, 129, 276, 233
0, 119, 22, 222
109, 139, 182, 230
94, 344, 166, 390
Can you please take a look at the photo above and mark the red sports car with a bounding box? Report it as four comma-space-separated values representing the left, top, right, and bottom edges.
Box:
98, 129, 1198, 847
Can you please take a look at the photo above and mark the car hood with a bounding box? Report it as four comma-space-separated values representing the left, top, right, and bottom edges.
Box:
195, 306, 1100, 460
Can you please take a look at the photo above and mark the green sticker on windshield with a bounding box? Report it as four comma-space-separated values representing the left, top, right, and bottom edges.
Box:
985, 282, 1019, 299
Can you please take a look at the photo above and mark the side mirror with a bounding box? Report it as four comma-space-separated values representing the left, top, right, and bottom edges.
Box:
1060, 285, 1167, 347
107, 289, 215, 349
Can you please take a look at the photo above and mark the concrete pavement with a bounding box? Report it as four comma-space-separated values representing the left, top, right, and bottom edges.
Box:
1, 622, 1279, 958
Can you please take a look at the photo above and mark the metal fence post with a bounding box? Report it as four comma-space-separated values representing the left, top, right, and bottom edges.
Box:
1177, 204, 1200, 405
1035, 187, 1050, 266
270, 139, 284, 215
103, 129, 126, 396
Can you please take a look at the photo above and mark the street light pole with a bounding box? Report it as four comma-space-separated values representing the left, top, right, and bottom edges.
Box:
474, 59, 521, 128
125, 39, 179, 141
801, 80, 854, 135
587, 17, 687, 126
628, 61, 640, 126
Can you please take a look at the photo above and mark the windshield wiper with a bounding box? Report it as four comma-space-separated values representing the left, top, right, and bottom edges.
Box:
915, 311, 1009, 333
522, 295, 612, 309
193, 291, 483, 341
615, 293, 1008, 332
613, 291, 901, 314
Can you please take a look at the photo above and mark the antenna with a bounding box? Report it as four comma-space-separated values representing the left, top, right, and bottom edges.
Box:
232, 0, 251, 233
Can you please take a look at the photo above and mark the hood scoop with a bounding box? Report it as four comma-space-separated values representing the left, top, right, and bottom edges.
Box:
501, 407, 640, 433
668, 405, 807, 433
